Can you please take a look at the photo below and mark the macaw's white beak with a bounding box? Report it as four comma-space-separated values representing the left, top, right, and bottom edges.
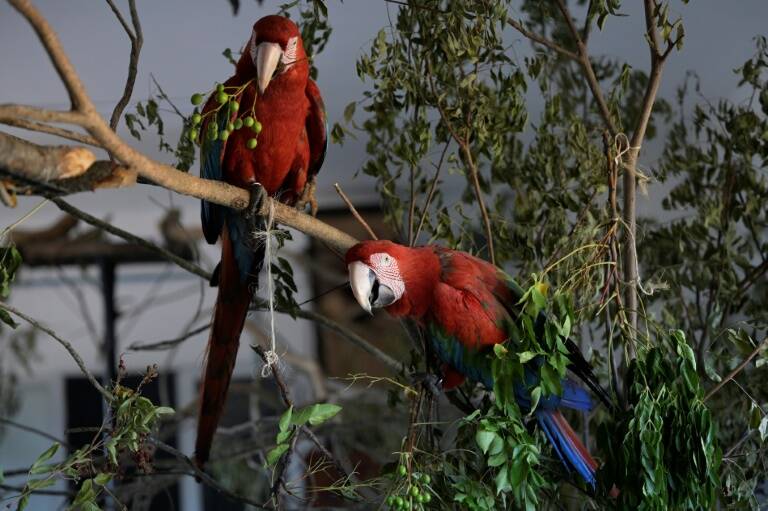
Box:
255, 42, 282, 95
348, 261, 375, 315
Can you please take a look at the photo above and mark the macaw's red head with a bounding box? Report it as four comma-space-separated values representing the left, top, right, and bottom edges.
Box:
345, 240, 439, 318
239, 15, 309, 95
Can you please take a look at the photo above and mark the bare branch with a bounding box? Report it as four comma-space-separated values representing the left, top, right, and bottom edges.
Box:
152, 439, 270, 509
293, 308, 404, 373
334, 183, 378, 240
413, 141, 449, 246
51, 197, 211, 280
106, 0, 143, 131
0, 301, 113, 401
506, 16, 579, 61
0, 116, 99, 146
3, 0, 358, 253
553, 0, 618, 135
704, 337, 768, 402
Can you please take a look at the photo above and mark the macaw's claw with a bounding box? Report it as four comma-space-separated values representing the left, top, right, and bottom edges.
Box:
243, 182, 267, 223
296, 177, 318, 217
410, 372, 443, 397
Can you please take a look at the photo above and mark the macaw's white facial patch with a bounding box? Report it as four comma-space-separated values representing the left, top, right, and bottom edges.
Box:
369, 252, 405, 302
250, 29, 259, 66
282, 36, 298, 68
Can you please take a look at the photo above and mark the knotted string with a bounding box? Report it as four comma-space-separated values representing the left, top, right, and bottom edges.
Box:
257, 199, 279, 377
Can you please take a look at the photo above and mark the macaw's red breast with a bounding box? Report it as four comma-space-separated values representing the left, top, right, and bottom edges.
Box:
221, 76, 311, 200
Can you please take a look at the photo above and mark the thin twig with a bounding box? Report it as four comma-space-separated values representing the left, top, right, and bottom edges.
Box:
0, 116, 99, 146
128, 323, 211, 351
506, 16, 579, 61
461, 144, 495, 265
50, 197, 212, 281
413, 141, 449, 246
333, 183, 377, 240
0, 301, 112, 401
703, 337, 768, 402
152, 439, 270, 509
106, 0, 143, 131
0, 416, 70, 447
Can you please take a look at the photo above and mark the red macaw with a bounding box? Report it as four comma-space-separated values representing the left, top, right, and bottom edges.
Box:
345, 240, 614, 487
195, 15, 326, 467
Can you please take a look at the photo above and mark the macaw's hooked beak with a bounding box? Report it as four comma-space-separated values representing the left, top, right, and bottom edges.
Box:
348, 261, 398, 315
255, 42, 282, 95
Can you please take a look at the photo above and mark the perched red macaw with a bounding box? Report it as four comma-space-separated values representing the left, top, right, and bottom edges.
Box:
195, 15, 327, 467
345, 240, 614, 487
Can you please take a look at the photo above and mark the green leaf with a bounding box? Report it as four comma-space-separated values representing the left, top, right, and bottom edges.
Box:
475, 430, 495, 455
291, 403, 341, 427
154, 406, 175, 416
30, 443, 59, 474
94, 473, 112, 486
279, 406, 293, 432
518, 351, 536, 364
266, 443, 290, 467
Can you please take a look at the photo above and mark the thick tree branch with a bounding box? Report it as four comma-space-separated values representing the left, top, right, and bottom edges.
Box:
3, 0, 358, 253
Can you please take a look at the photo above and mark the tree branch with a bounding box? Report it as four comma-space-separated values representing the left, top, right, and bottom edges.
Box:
3, 0, 358, 253
703, 337, 768, 402
553, 0, 617, 135
0, 301, 113, 401
506, 16, 579, 61
106, 0, 143, 132
0, 116, 99, 146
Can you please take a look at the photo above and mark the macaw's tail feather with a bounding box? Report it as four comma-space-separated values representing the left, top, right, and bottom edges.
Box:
537, 409, 598, 488
194, 229, 262, 467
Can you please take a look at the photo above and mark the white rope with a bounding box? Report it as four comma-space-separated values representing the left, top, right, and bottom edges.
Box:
259, 200, 279, 377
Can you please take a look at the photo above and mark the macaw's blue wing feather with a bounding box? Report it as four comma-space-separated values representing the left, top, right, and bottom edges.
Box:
200, 112, 228, 245
200, 109, 260, 284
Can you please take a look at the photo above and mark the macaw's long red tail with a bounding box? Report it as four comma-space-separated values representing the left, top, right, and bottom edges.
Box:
194, 229, 255, 467
536, 409, 599, 488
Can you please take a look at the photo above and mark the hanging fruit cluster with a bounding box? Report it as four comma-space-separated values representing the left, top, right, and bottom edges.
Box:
385, 464, 434, 510
187, 81, 263, 148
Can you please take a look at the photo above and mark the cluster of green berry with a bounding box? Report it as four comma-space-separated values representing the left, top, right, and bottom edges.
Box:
187, 83, 262, 148
386, 466, 433, 510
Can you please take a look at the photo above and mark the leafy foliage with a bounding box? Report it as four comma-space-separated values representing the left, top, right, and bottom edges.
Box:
598, 331, 720, 509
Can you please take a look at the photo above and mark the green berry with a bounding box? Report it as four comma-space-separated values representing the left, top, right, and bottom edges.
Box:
229, 100, 240, 112
394, 497, 404, 508
216, 83, 224, 93
234, 118, 243, 130
227, 122, 235, 132
386, 495, 395, 506
191, 113, 202, 125
253, 120, 263, 133
247, 138, 258, 149
243, 116, 254, 128
422, 474, 431, 485
417, 494, 427, 503
397, 465, 407, 477
423, 493, 431, 503
410, 486, 419, 497
220, 130, 230, 141
188, 129, 198, 142
190, 93, 203, 106
216, 92, 228, 104
208, 129, 218, 141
